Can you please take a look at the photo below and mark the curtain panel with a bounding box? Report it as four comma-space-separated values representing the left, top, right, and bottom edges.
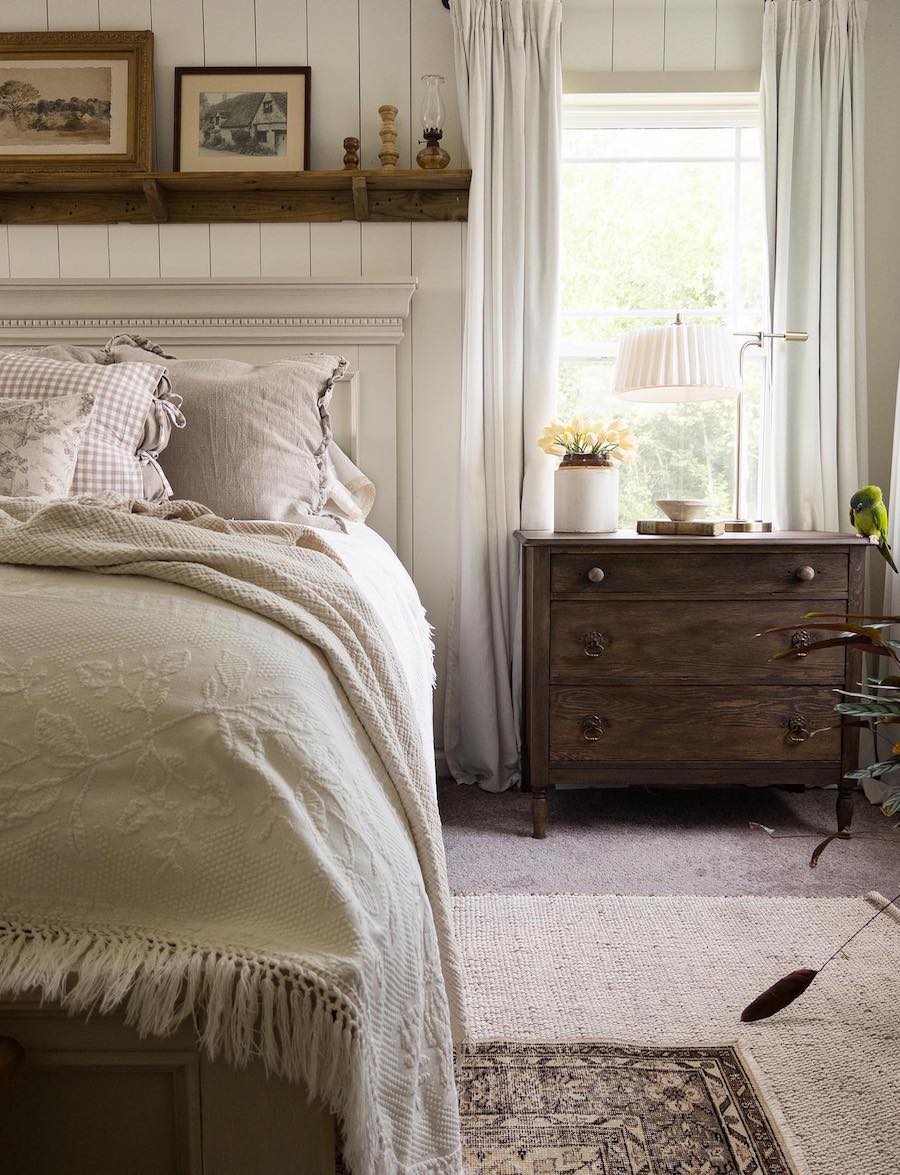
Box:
761, 0, 869, 531
444, 0, 562, 791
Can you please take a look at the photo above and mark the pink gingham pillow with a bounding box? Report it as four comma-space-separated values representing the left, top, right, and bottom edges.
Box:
0, 352, 167, 498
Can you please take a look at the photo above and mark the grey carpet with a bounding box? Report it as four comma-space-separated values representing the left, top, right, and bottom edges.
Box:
438, 780, 900, 897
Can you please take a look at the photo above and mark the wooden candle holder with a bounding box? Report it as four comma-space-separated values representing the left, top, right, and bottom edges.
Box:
378, 105, 399, 170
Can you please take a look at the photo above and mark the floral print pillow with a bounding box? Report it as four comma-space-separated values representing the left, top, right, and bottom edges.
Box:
0, 391, 95, 498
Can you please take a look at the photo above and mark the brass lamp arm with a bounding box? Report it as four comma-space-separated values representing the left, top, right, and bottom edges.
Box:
733, 329, 809, 522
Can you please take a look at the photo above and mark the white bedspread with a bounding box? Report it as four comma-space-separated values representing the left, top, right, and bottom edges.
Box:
0, 497, 464, 1175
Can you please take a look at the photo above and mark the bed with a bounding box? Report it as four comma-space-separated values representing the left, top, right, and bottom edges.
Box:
0, 278, 464, 1175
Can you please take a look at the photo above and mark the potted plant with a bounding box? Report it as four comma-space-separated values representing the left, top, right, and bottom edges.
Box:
740, 607, 900, 1021
538, 416, 636, 533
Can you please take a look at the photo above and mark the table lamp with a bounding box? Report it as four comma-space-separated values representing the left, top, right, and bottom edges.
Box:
611, 314, 808, 531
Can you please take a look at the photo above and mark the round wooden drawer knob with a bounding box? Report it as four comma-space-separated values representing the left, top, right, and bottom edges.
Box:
795, 565, 816, 582
586, 567, 605, 584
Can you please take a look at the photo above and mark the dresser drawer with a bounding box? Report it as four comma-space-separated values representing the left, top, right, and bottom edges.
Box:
550, 549, 849, 599
550, 600, 847, 684
549, 686, 841, 762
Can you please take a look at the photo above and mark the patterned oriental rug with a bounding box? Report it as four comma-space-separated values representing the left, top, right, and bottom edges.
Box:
457, 1040, 796, 1174
453, 893, 900, 1175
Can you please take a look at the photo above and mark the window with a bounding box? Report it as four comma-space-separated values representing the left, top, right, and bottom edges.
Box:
263, 100, 273, 114
559, 94, 767, 524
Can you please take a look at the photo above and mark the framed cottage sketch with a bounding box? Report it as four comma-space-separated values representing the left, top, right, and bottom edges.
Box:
174, 67, 311, 172
0, 30, 153, 172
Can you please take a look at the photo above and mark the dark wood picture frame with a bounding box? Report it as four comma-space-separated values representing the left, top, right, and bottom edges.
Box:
173, 66, 311, 172
0, 30, 153, 173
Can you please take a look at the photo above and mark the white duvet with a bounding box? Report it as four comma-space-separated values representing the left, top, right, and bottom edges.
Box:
0, 498, 464, 1175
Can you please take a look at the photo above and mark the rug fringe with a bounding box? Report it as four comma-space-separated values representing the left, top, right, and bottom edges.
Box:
0, 916, 388, 1175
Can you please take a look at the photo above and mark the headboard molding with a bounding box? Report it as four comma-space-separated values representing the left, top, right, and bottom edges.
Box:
0, 276, 417, 551
0, 277, 416, 346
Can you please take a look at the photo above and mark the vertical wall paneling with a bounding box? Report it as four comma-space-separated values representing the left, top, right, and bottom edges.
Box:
150, 0, 206, 171
563, 0, 614, 76
0, 230, 9, 280
613, 0, 666, 72
307, 0, 360, 171
158, 224, 211, 277
410, 0, 464, 170
357, 345, 399, 547
715, 0, 765, 72
47, 0, 100, 30
255, 0, 309, 66
309, 223, 362, 276
260, 224, 312, 276
209, 224, 262, 276
0, 1, 48, 29
411, 222, 463, 740
202, 0, 257, 67
108, 225, 161, 277
59, 227, 111, 278
664, 0, 717, 70
362, 223, 414, 567
99, 0, 151, 27
359, 0, 412, 169
7, 228, 60, 279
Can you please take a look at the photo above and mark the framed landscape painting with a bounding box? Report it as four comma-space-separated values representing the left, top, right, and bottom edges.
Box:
174, 67, 311, 172
0, 30, 153, 172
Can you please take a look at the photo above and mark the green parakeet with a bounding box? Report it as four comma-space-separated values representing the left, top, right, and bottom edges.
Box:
849, 485, 898, 573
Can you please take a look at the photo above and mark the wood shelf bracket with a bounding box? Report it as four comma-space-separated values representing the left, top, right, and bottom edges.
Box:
351, 175, 370, 221
142, 178, 168, 223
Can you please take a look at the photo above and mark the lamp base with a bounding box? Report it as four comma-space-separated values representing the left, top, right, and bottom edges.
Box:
723, 519, 773, 533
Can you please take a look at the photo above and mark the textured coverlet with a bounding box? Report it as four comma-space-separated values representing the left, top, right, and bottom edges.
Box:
0, 496, 465, 1175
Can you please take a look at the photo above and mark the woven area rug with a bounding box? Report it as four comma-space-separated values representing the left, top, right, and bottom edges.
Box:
454, 893, 900, 1175
458, 1040, 796, 1174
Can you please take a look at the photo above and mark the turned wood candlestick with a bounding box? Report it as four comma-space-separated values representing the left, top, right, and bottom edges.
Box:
342, 136, 360, 170
378, 105, 399, 170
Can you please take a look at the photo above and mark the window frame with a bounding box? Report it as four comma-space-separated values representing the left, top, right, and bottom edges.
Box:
558, 92, 769, 522
560, 91, 763, 364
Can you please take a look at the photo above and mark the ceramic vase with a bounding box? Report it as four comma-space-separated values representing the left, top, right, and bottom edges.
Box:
554, 453, 619, 533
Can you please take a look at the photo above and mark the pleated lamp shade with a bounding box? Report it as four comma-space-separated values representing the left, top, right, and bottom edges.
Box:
612, 322, 742, 403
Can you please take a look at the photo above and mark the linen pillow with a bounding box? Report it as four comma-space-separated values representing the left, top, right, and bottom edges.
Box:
0, 352, 168, 499
0, 343, 186, 502
0, 391, 95, 498
106, 339, 348, 520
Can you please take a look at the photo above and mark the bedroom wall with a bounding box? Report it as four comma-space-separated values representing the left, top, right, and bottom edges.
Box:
3, 0, 896, 755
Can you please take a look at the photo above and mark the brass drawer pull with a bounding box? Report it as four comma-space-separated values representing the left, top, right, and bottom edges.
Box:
786, 714, 811, 744
583, 631, 606, 657
790, 629, 811, 657
582, 714, 604, 741
794, 565, 816, 582
586, 567, 605, 584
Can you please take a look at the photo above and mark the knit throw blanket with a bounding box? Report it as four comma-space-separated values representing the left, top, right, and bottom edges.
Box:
0, 496, 465, 1175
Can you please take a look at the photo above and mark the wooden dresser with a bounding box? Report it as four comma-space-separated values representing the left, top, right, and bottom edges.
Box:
516, 530, 869, 838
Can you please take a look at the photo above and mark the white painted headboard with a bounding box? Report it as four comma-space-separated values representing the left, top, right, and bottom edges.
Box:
0, 277, 416, 549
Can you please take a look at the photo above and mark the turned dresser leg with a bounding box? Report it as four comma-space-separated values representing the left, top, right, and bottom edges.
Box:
837, 778, 856, 833
532, 789, 548, 839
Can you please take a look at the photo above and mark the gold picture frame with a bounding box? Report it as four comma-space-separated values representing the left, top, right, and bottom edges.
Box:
0, 30, 153, 173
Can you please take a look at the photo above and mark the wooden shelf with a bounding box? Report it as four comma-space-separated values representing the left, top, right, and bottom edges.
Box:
0, 168, 470, 225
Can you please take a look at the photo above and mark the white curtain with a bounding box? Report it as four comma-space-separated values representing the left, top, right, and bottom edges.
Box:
761, 0, 868, 531
444, 0, 561, 791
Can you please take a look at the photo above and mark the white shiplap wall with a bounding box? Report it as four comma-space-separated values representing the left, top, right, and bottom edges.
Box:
0, 0, 762, 748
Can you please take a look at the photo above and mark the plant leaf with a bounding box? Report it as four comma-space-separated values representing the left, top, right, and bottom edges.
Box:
741, 968, 819, 1022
